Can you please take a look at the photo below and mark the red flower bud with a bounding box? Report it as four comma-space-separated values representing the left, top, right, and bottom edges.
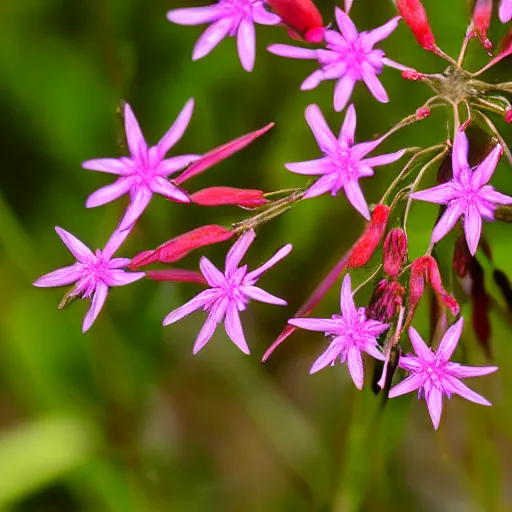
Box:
146, 269, 207, 285
175, 123, 274, 185
266, 0, 325, 43
367, 279, 405, 323
505, 108, 512, 123
348, 205, 390, 269
402, 70, 425, 81
383, 228, 408, 278
189, 187, 268, 208
472, 0, 493, 51
395, 0, 438, 52
416, 106, 431, 120
129, 225, 233, 269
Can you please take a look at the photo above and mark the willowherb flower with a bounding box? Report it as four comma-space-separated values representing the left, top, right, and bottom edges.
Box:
268, 8, 405, 111
286, 104, 405, 220
83, 100, 198, 230
410, 130, 512, 255
33, 227, 145, 332
163, 229, 291, 354
500, 0, 512, 23
167, 0, 281, 72
389, 318, 498, 429
288, 274, 388, 389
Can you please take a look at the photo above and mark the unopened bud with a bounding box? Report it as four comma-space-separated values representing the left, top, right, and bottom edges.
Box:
190, 187, 268, 208
505, 108, 512, 123
383, 228, 408, 278
348, 204, 390, 268
472, 0, 493, 51
402, 70, 425, 81
367, 280, 405, 323
416, 106, 431, 119
146, 269, 207, 285
395, 0, 438, 52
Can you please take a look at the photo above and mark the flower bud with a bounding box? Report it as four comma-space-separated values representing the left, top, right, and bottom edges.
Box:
505, 108, 512, 123
129, 225, 233, 268
402, 70, 425, 81
383, 228, 408, 278
367, 280, 405, 323
266, 0, 325, 43
146, 269, 207, 285
348, 204, 390, 269
395, 0, 438, 52
472, 0, 493, 51
190, 187, 268, 208
416, 106, 431, 120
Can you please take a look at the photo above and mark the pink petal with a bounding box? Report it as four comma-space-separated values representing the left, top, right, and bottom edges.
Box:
333, 74, 356, 112
55, 227, 94, 263
408, 326, 434, 361
237, 18, 256, 71
163, 289, 220, 326
446, 363, 498, 379
200, 256, 227, 287
346, 345, 364, 389
463, 202, 482, 256
310, 341, 342, 374
361, 62, 388, 103
82, 282, 109, 333
193, 298, 228, 354
479, 186, 512, 206
158, 154, 201, 176
362, 149, 405, 168
437, 317, 464, 361
102, 226, 132, 259
381, 57, 411, 71
409, 182, 458, 204
33, 263, 82, 288
304, 104, 337, 153
86, 178, 133, 208
108, 258, 131, 268
193, 18, 234, 61
426, 387, 444, 430
157, 98, 195, 156
252, 3, 281, 25
303, 174, 338, 198
224, 302, 250, 354
267, 44, 318, 59
446, 377, 492, 406
150, 176, 190, 202
104, 269, 145, 287
242, 285, 287, 305
340, 274, 356, 318
344, 180, 370, 220
225, 230, 256, 275
397, 355, 422, 372
167, 5, 221, 25
388, 372, 426, 398
344, 0, 354, 13
124, 104, 148, 164
82, 158, 131, 175
334, 7, 358, 42
362, 16, 400, 47
301, 70, 324, 91
431, 201, 464, 244
499, 0, 512, 22
288, 317, 340, 332
244, 243, 292, 282
340, 104, 356, 144
452, 130, 469, 181
119, 187, 153, 230
285, 157, 332, 175
473, 144, 502, 189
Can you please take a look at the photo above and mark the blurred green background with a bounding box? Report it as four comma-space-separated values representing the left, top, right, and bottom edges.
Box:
1, 0, 512, 510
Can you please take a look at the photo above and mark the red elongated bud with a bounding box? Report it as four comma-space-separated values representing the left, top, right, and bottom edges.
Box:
505, 108, 512, 123
266, 0, 325, 43
472, 0, 493, 51
146, 269, 207, 285
383, 228, 408, 278
395, 0, 437, 52
190, 187, 268, 208
402, 70, 425, 81
367, 280, 405, 323
416, 106, 431, 120
129, 225, 233, 269
175, 123, 274, 185
348, 205, 390, 268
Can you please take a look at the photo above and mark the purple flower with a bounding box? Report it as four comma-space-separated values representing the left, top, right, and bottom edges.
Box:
286, 104, 405, 220
167, 0, 281, 72
288, 274, 388, 389
389, 318, 498, 430
268, 9, 406, 111
33, 227, 145, 332
500, 0, 512, 22
410, 130, 512, 255
163, 229, 291, 354
83, 100, 199, 230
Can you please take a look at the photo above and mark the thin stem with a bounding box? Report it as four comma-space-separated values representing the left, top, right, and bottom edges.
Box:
474, 110, 512, 164
435, 48, 461, 68
377, 306, 405, 389
471, 97, 510, 116
457, 28, 473, 67
452, 102, 461, 136
352, 264, 382, 296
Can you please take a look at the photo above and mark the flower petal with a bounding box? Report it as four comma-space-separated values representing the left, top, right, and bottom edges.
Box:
463, 202, 482, 256
305, 104, 337, 153
33, 263, 82, 288
499, 0, 512, 23
452, 130, 469, 181
303, 174, 338, 198
479, 186, 512, 206
437, 317, 463, 361
193, 18, 234, 61
426, 387, 444, 430
446, 363, 498, 378
340, 104, 356, 145
285, 157, 332, 176
444, 376, 492, 406
55, 227, 94, 263
200, 256, 227, 287
267, 44, 318, 59
362, 149, 405, 168
158, 154, 201, 176
362, 16, 400, 47
150, 176, 190, 202
288, 317, 340, 332
244, 243, 292, 282
157, 98, 195, 157
102, 226, 132, 259
344, 179, 370, 220
193, 298, 228, 353
167, 5, 220, 25
408, 326, 433, 361
225, 229, 256, 276
340, 274, 356, 318
124, 104, 148, 164
86, 178, 133, 208
473, 144, 502, 189
163, 289, 220, 326
104, 269, 145, 286
388, 372, 426, 398
361, 62, 388, 103
242, 285, 287, 305
431, 201, 464, 244
82, 158, 131, 175
310, 340, 342, 373
410, 183, 458, 204
237, 18, 256, 71
119, 187, 154, 230
224, 302, 250, 354
82, 282, 109, 333
333, 74, 356, 113
347, 345, 365, 389
252, 3, 281, 24
335, 7, 358, 42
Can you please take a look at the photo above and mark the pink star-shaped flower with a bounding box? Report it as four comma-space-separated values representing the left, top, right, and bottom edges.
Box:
83, 99, 199, 230
500, 0, 512, 22
163, 229, 291, 354
389, 318, 498, 430
33, 227, 145, 332
286, 104, 405, 220
167, 0, 281, 72
410, 130, 512, 255
268, 8, 406, 111
288, 274, 389, 389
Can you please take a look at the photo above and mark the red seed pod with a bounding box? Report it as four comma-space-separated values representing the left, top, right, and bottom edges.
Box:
402, 70, 425, 81
472, 0, 493, 51
395, 0, 438, 52
146, 269, 207, 285
190, 187, 269, 208
347, 204, 390, 269
416, 106, 431, 120
383, 228, 408, 278
129, 225, 234, 269
367, 279, 405, 323
266, 0, 325, 43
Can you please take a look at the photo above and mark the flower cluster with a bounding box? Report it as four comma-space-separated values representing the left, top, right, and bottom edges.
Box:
35, 0, 512, 430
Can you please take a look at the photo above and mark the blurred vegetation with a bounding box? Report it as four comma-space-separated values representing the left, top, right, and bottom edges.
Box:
1, 0, 512, 510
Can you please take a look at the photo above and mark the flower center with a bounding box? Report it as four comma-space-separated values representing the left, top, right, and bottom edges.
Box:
422, 358, 446, 387
219, 0, 253, 18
